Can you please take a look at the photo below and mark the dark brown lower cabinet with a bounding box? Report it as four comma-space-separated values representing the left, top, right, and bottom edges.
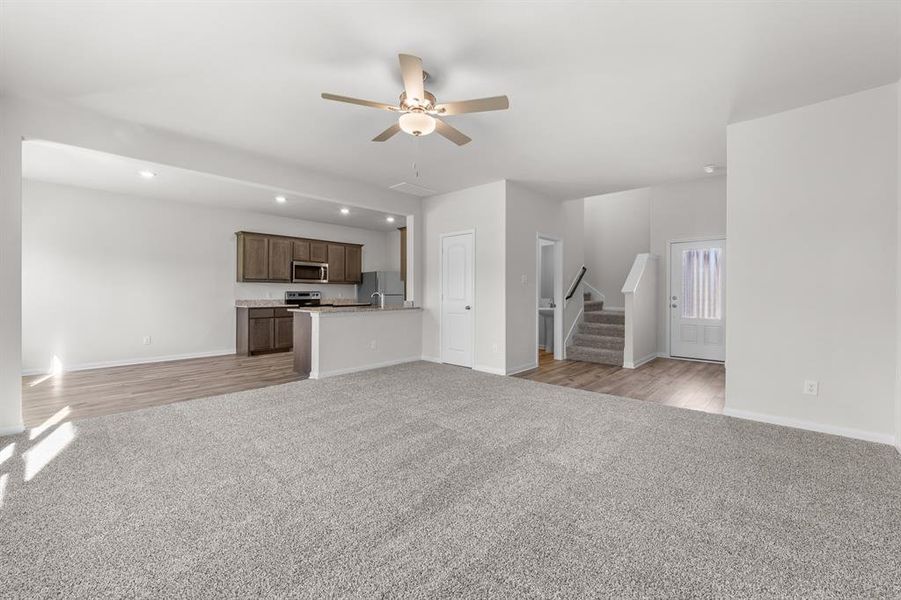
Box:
236, 307, 293, 355
274, 316, 293, 350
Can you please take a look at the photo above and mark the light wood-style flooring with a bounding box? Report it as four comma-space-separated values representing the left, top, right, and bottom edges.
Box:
516, 351, 725, 414
21, 352, 302, 427
22, 351, 724, 428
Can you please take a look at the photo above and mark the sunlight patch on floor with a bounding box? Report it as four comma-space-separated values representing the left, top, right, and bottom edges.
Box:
24, 422, 75, 482
0, 443, 14, 468
29, 406, 70, 441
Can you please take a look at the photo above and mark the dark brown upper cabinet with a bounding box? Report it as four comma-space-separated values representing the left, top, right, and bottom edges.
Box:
292, 240, 310, 261
327, 244, 346, 283
268, 238, 292, 282
238, 233, 270, 281
345, 245, 362, 283
310, 241, 328, 263
236, 231, 363, 284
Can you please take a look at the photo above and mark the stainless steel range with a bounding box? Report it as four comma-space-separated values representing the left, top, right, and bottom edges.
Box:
285, 290, 322, 307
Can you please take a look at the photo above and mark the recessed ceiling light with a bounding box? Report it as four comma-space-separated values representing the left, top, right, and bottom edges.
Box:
703, 164, 716, 174
275, 195, 287, 204
386, 216, 395, 223
340, 208, 350, 215
138, 170, 156, 179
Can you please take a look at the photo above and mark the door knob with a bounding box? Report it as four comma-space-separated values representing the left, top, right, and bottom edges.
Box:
671, 303, 678, 308
465, 305, 471, 310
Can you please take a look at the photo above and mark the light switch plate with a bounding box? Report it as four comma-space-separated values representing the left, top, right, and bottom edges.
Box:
803, 380, 818, 395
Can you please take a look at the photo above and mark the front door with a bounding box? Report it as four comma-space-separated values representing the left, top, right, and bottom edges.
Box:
441, 232, 474, 367
670, 239, 725, 361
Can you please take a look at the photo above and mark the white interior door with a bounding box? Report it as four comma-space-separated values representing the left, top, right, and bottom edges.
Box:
670, 239, 726, 361
441, 232, 474, 367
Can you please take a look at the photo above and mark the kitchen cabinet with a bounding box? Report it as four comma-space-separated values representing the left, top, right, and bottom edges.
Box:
345, 245, 362, 283
239, 234, 270, 281
274, 316, 293, 349
310, 241, 328, 263
269, 238, 292, 281
328, 244, 346, 282
292, 240, 310, 261
236, 307, 293, 355
236, 231, 363, 284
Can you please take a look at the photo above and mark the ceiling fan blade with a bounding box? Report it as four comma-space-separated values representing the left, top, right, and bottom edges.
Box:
398, 54, 425, 102
434, 96, 510, 116
321, 93, 398, 111
434, 118, 472, 146
372, 123, 401, 142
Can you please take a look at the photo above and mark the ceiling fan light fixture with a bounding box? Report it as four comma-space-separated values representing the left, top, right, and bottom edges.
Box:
398, 111, 436, 137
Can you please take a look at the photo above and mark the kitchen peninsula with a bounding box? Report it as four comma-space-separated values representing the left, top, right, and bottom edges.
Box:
291, 305, 422, 379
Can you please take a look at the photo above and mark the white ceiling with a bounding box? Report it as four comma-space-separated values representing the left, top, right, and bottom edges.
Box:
22, 141, 405, 232
3, 1, 899, 199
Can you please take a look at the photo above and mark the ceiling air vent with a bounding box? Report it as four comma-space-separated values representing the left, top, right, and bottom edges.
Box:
390, 181, 436, 196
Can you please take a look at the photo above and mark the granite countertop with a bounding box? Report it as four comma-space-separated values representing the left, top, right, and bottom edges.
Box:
288, 305, 421, 314
235, 299, 372, 308
235, 300, 291, 308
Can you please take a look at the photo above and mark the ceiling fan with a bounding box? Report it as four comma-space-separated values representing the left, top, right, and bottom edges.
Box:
321, 54, 509, 146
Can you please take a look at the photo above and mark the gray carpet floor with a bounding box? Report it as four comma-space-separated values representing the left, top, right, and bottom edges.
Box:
1, 361, 900, 599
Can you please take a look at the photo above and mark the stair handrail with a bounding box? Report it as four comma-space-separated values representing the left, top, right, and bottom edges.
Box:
565, 265, 587, 301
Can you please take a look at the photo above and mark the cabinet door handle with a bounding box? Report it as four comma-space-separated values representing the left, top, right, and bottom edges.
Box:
465, 305, 471, 310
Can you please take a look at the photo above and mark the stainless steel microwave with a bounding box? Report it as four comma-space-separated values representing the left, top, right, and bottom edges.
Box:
292, 261, 328, 283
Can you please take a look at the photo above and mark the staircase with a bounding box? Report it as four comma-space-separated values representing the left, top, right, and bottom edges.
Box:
567, 295, 625, 366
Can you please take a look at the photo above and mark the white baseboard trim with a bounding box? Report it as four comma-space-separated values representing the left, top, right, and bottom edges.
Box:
506, 362, 538, 376
474, 364, 506, 376
311, 356, 421, 379
420, 355, 442, 364
723, 408, 895, 446
623, 353, 657, 369
22, 349, 236, 376
0, 424, 25, 437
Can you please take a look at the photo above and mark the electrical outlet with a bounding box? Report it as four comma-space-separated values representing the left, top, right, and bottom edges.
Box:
369, 340, 377, 350
142, 336, 152, 345
521, 274, 528, 285
803, 380, 818, 396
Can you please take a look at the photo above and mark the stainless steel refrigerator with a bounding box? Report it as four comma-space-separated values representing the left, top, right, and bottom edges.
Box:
358, 271, 405, 306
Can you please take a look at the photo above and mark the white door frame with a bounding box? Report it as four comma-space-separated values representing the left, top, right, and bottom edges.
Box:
535, 233, 564, 362
666, 235, 726, 363
439, 229, 475, 366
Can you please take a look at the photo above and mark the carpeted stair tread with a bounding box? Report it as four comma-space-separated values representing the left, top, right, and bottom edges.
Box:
578, 322, 625, 336
566, 345, 622, 366
573, 333, 625, 350
584, 300, 605, 311
583, 310, 625, 325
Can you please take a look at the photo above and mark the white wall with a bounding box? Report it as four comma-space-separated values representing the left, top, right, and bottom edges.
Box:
310, 310, 422, 379
0, 96, 422, 434
622, 254, 658, 368
649, 176, 727, 355
898, 77, 901, 452
562, 198, 586, 347
386, 229, 402, 272
421, 181, 507, 373
22, 180, 393, 373
726, 83, 898, 444
583, 188, 650, 308
540, 244, 554, 299
583, 176, 727, 355
505, 181, 565, 373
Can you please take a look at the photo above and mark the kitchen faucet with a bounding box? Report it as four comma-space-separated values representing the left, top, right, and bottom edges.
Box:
371, 291, 385, 309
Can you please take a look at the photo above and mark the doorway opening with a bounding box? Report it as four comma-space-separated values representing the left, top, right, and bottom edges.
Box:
536, 235, 564, 364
